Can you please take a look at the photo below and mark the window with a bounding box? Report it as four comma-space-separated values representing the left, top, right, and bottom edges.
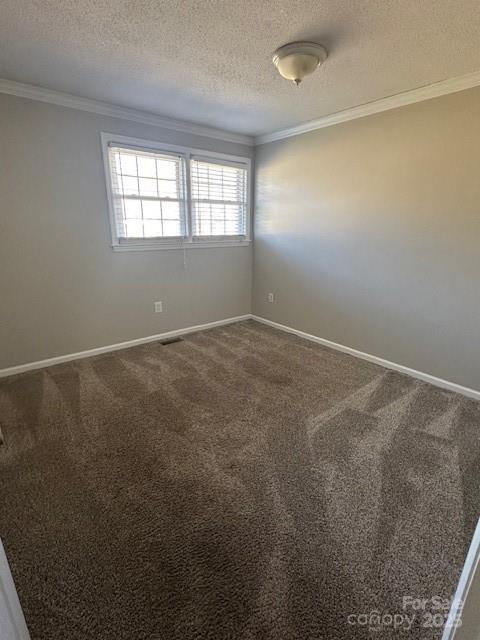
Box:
108, 146, 186, 242
191, 158, 247, 240
102, 134, 251, 250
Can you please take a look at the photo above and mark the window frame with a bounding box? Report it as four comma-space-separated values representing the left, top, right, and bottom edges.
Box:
101, 132, 252, 251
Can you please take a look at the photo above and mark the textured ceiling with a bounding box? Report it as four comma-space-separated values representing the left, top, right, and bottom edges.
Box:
1, 0, 480, 136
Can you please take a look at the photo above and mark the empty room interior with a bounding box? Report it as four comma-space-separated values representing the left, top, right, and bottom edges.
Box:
1, 2, 480, 639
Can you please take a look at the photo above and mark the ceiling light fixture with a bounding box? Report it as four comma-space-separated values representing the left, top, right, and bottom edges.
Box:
272, 41, 328, 86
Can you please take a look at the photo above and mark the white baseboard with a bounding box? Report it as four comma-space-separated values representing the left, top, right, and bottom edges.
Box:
252, 315, 480, 401
0, 315, 251, 378
2, 314, 479, 401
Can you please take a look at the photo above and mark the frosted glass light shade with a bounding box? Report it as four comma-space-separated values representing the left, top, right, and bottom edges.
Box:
273, 42, 328, 85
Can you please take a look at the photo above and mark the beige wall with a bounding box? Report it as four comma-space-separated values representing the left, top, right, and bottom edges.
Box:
0, 93, 253, 369
253, 87, 480, 390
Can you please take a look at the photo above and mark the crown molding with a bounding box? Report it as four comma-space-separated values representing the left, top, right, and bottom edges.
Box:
2, 71, 480, 148
0, 78, 254, 146
255, 69, 480, 144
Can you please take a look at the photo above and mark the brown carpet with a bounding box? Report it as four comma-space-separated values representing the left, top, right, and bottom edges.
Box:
0, 319, 479, 639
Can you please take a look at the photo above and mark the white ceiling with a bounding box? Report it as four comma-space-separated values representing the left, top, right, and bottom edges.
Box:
1, 0, 480, 136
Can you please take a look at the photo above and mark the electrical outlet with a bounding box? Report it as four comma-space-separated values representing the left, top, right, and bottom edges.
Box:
154, 301, 163, 313
268, 293, 274, 303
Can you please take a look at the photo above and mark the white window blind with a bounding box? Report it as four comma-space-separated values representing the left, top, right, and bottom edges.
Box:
190, 158, 248, 239
108, 145, 186, 241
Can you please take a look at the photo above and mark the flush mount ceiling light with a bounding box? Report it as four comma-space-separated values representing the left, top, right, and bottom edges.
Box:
272, 41, 328, 86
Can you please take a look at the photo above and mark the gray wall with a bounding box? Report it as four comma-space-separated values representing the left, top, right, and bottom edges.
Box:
3, 87, 480, 388
0, 93, 253, 369
253, 87, 480, 390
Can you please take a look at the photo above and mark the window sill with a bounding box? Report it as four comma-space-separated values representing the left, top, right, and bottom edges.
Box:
111, 240, 251, 252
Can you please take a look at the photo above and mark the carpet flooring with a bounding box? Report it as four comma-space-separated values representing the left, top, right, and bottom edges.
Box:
0, 319, 479, 639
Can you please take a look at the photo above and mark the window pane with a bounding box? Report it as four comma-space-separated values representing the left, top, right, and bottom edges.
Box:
158, 180, 177, 198
192, 204, 211, 236
143, 220, 163, 237
137, 156, 156, 178
192, 203, 245, 237
223, 204, 242, 220
123, 199, 142, 219
157, 159, 177, 180
139, 177, 158, 197
119, 153, 137, 176
163, 220, 182, 236
121, 176, 139, 196
162, 201, 180, 219
125, 219, 143, 237
225, 220, 242, 235
142, 200, 161, 219
211, 219, 225, 235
